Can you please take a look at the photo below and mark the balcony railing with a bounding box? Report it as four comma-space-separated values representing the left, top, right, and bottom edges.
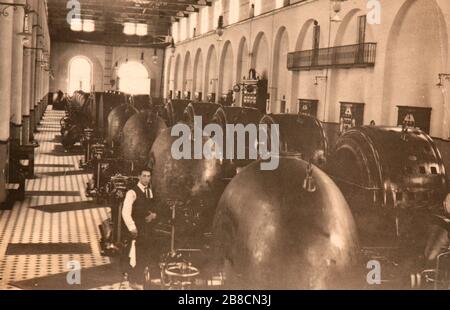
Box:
287, 43, 377, 71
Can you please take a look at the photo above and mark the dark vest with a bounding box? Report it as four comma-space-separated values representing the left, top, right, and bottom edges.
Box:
131, 184, 155, 230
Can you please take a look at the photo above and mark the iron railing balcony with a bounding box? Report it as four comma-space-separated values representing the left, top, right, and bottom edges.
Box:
287, 42, 377, 71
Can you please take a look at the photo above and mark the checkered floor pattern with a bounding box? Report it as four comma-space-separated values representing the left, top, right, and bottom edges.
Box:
0, 106, 134, 290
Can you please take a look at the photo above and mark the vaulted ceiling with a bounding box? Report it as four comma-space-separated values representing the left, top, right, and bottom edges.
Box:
47, 0, 211, 47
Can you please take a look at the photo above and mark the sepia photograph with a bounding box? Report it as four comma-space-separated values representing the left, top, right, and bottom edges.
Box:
0, 0, 449, 296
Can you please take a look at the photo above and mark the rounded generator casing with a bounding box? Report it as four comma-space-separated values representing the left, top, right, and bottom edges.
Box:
212, 157, 361, 289
327, 126, 448, 246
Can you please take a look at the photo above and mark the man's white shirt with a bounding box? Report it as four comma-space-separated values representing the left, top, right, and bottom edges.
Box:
121, 182, 153, 232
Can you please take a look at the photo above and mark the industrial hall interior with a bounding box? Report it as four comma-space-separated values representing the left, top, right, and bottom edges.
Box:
0, 0, 450, 291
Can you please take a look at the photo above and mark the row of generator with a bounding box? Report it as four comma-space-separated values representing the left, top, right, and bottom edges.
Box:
54, 91, 450, 289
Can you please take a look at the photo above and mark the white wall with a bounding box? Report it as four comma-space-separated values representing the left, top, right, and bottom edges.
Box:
164, 0, 450, 138
50, 42, 165, 97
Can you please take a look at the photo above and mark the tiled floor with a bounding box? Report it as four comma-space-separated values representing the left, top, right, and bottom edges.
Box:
0, 106, 134, 290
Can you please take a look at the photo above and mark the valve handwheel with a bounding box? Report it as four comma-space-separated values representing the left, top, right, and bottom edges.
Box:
164, 262, 200, 278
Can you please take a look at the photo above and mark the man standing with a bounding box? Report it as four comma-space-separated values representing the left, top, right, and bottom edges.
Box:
122, 168, 157, 290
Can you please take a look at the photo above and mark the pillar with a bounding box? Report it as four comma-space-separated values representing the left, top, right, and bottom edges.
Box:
35, 53, 41, 126
36, 44, 42, 122
34, 48, 41, 130
11, 5, 25, 146
29, 12, 37, 141
22, 42, 32, 144
0, 1, 15, 204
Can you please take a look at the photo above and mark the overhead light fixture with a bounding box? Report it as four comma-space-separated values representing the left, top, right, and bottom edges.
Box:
70, 18, 83, 31
123, 22, 136, 35
123, 22, 147, 36
170, 38, 176, 54
69, 18, 95, 32
83, 19, 95, 32
216, 15, 224, 40
330, 0, 348, 22
136, 23, 148, 36
314, 76, 328, 86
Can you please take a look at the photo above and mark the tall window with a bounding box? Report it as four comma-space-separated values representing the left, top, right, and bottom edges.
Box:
229, 0, 239, 24
117, 61, 150, 95
312, 21, 320, 66
68, 56, 92, 95
200, 7, 209, 34
180, 18, 187, 41
172, 22, 179, 42
254, 0, 262, 16
275, 0, 287, 9
213, 0, 223, 26
189, 13, 198, 37
357, 15, 367, 44
356, 15, 367, 63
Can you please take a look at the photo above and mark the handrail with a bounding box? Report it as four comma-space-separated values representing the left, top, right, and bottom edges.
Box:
287, 42, 377, 71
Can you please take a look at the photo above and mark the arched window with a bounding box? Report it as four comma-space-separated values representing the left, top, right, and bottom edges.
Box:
68, 56, 92, 95
117, 61, 150, 95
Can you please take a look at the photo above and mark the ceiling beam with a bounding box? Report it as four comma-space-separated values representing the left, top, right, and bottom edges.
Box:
47, 0, 210, 45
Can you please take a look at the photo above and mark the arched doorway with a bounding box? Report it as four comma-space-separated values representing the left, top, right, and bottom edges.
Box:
193, 49, 204, 98
182, 52, 193, 96
219, 40, 234, 99
166, 56, 173, 97
383, 0, 448, 136
173, 54, 182, 96
272, 27, 290, 113
251, 32, 270, 79
68, 56, 92, 94
236, 37, 249, 106
205, 45, 218, 101
328, 9, 374, 123
117, 61, 151, 95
